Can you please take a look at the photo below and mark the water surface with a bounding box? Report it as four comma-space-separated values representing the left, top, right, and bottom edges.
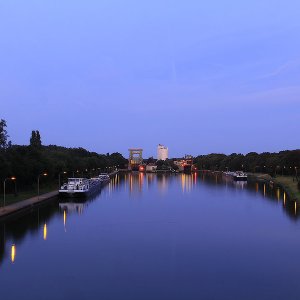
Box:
1, 173, 299, 300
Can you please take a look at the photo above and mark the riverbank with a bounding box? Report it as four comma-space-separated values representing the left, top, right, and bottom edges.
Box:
274, 176, 300, 201
199, 170, 300, 202
248, 173, 300, 201
0, 171, 119, 220
3, 182, 58, 206
0, 190, 59, 220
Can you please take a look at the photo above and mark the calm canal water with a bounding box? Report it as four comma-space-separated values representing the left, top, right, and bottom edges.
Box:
1, 173, 300, 300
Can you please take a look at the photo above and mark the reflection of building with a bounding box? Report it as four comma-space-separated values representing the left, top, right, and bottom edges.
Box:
157, 174, 168, 192
128, 173, 144, 194
157, 144, 168, 161
180, 174, 195, 193
128, 148, 143, 171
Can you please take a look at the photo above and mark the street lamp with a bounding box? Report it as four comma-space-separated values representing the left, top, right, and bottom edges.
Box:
282, 166, 286, 176
58, 171, 67, 189
3, 176, 16, 207
37, 173, 48, 200
72, 170, 80, 177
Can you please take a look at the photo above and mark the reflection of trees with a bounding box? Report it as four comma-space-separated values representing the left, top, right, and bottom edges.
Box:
0, 199, 59, 266
0, 188, 107, 266
250, 181, 300, 220
201, 172, 300, 221
1, 172, 299, 267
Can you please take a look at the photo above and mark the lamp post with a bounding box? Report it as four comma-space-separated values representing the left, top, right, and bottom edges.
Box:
3, 177, 16, 208
37, 173, 48, 200
58, 171, 67, 189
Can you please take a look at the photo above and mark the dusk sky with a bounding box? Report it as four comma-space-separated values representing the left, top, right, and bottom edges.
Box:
1, 0, 299, 158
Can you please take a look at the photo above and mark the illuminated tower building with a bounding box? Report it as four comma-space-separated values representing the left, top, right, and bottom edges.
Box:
157, 144, 168, 161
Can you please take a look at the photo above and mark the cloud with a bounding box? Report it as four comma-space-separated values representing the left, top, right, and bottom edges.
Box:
258, 59, 300, 80
244, 85, 300, 104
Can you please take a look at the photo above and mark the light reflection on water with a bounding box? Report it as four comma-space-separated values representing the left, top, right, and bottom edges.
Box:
43, 223, 47, 241
10, 244, 15, 263
1, 173, 300, 300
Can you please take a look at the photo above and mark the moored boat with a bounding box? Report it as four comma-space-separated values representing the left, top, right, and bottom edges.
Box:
97, 173, 110, 185
233, 171, 248, 181
59, 177, 101, 197
223, 171, 248, 181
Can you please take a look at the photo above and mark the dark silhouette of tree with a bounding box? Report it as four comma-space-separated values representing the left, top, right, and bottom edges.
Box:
36, 130, 42, 146
30, 130, 42, 148
0, 119, 10, 149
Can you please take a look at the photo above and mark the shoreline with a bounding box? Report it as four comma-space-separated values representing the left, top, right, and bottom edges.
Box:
242, 173, 300, 202
1, 171, 298, 220
0, 190, 59, 221
0, 171, 119, 221
197, 170, 300, 202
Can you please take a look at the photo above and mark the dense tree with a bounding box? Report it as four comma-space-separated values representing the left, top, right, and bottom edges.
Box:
109, 152, 128, 169
0, 119, 10, 149
194, 150, 300, 176
156, 159, 178, 171
0, 143, 128, 192
30, 130, 42, 148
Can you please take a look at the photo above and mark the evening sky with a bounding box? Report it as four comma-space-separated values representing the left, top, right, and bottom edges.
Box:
1, 0, 299, 157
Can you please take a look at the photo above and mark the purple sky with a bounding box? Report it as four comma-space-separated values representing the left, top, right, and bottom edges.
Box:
1, 0, 299, 158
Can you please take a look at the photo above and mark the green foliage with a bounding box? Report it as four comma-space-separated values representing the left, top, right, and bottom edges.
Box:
156, 159, 178, 171
109, 152, 128, 168
0, 144, 127, 192
194, 150, 300, 175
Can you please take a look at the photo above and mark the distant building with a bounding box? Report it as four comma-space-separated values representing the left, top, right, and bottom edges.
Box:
174, 155, 196, 172
128, 148, 143, 171
157, 144, 168, 161
146, 164, 157, 173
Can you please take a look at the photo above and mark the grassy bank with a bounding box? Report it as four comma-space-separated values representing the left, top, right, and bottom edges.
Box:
1, 182, 58, 206
274, 176, 300, 201
248, 173, 300, 201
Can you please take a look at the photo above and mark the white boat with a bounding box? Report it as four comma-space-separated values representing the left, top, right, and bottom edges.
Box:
233, 171, 248, 181
223, 171, 247, 181
59, 177, 101, 197
90, 173, 110, 187
98, 173, 110, 183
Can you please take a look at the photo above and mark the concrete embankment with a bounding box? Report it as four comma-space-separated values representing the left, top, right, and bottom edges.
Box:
0, 191, 59, 221
108, 170, 119, 176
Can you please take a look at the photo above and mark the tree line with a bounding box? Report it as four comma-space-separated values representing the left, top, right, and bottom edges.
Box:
193, 151, 300, 176
1, 118, 299, 192
0, 119, 127, 192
